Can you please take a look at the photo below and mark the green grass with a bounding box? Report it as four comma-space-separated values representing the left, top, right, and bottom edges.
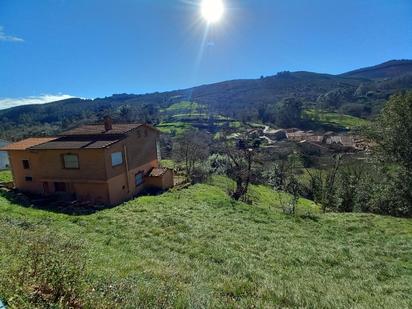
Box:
171, 113, 209, 120
304, 109, 370, 129
0, 177, 411, 308
229, 121, 242, 128
156, 122, 193, 135
163, 101, 206, 113
0, 170, 12, 182
160, 159, 176, 170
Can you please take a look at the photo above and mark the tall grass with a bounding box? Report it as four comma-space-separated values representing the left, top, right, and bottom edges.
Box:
0, 178, 411, 308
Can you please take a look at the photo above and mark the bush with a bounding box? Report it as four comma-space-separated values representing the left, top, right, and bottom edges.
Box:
327, 165, 412, 218
361, 169, 412, 217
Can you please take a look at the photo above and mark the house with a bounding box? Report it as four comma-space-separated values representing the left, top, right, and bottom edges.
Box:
324, 135, 356, 148
265, 129, 287, 141
0, 139, 10, 170
0, 117, 173, 205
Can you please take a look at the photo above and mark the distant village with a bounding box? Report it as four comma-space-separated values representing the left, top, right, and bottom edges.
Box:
245, 126, 370, 152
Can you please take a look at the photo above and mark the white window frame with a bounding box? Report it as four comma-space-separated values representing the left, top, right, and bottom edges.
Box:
111, 152, 123, 167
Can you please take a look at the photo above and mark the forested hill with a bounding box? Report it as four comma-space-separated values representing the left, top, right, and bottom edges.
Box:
1, 59, 412, 139
341, 59, 412, 79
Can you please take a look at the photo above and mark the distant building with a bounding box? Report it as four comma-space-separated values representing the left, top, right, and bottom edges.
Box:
0, 139, 10, 170
265, 129, 287, 141
1, 117, 173, 205
324, 135, 356, 148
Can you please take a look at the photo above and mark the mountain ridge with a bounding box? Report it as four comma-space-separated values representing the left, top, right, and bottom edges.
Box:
341, 59, 412, 79
2, 59, 411, 114
1, 59, 412, 139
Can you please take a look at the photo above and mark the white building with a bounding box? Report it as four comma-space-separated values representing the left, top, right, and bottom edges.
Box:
0, 139, 9, 169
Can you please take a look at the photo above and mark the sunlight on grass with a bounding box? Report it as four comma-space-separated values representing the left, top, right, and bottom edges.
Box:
156, 122, 193, 134
0, 176, 411, 307
304, 109, 370, 129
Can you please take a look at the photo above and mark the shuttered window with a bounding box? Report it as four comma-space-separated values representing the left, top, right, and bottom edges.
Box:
22, 160, 30, 169
63, 154, 79, 169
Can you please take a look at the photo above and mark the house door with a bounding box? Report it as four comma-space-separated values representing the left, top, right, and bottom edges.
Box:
54, 182, 67, 192
43, 182, 50, 194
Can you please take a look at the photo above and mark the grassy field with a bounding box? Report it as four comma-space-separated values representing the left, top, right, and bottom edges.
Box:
304, 109, 370, 129
161, 101, 206, 114
0, 176, 411, 308
0, 170, 12, 182
156, 122, 193, 135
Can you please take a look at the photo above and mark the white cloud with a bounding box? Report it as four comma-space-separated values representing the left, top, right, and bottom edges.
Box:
0, 26, 24, 42
0, 94, 76, 110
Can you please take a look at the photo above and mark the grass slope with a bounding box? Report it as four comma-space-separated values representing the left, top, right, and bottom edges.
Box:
0, 177, 411, 308
156, 121, 193, 134
304, 109, 370, 129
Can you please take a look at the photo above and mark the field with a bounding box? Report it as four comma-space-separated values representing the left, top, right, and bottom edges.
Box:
304, 109, 370, 129
156, 121, 193, 135
0, 176, 410, 308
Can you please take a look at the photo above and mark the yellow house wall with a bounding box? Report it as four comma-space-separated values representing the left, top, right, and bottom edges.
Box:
107, 160, 158, 205
7, 127, 162, 205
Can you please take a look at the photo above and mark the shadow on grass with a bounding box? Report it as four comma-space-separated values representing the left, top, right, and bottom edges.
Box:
0, 187, 167, 216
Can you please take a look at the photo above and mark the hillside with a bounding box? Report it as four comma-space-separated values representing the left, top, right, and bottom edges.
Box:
0, 176, 411, 308
341, 60, 412, 80
1, 60, 412, 140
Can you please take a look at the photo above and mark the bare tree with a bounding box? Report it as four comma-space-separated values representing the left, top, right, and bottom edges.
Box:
222, 136, 260, 201
266, 153, 302, 214
306, 154, 343, 213
173, 131, 210, 182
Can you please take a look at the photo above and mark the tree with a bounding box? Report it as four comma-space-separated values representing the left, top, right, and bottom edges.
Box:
266, 153, 302, 214
275, 98, 303, 128
372, 91, 412, 171
306, 154, 342, 213
119, 106, 133, 123
221, 135, 260, 201
367, 91, 412, 217
173, 131, 210, 182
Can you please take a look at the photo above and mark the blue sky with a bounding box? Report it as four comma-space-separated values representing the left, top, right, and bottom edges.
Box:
0, 0, 411, 108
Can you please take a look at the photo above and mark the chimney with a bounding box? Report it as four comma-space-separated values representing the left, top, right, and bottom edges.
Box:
104, 116, 113, 131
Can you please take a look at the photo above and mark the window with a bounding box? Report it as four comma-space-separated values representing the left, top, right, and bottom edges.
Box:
22, 160, 30, 169
63, 154, 79, 169
135, 172, 144, 186
25, 176, 33, 182
111, 152, 123, 167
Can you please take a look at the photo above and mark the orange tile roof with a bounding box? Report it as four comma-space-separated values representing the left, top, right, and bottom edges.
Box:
0, 137, 57, 151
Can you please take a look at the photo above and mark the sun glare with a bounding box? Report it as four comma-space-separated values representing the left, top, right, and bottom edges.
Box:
201, 0, 225, 24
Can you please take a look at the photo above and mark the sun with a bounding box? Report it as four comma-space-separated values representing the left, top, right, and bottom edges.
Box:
201, 0, 225, 24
